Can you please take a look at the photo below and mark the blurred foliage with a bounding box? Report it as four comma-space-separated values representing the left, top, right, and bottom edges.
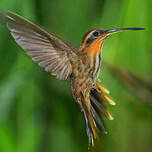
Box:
0, 0, 152, 152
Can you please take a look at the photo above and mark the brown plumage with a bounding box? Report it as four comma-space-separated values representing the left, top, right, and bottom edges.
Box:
0, 11, 144, 146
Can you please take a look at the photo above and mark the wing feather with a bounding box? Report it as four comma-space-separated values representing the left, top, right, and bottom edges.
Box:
0, 11, 77, 80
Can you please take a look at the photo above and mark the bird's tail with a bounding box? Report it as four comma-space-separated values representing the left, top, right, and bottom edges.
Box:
81, 82, 115, 147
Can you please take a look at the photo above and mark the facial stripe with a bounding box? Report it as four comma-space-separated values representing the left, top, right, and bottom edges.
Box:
83, 30, 96, 44
82, 30, 98, 49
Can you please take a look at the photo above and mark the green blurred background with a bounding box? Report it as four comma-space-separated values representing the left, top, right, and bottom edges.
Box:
0, 0, 151, 152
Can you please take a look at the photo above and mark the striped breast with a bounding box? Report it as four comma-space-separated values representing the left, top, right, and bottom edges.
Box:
75, 51, 102, 82
92, 53, 101, 81
84, 44, 102, 81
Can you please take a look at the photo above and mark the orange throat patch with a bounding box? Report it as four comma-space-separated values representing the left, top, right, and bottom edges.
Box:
86, 37, 104, 56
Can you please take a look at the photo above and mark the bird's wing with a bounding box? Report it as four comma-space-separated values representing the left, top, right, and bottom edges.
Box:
0, 11, 77, 80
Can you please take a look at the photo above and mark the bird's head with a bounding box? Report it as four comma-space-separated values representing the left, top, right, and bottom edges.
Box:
81, 27, 144, 55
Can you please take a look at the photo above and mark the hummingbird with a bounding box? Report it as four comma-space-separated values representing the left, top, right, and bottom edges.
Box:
0, 11, 144, 146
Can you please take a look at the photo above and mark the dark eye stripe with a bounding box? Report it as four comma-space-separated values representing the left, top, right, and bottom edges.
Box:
86, 31, 100, 44
92, 31, 100, 37
86, 38, 92, 44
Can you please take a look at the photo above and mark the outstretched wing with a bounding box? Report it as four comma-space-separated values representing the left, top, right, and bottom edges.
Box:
0, 11, 77, 80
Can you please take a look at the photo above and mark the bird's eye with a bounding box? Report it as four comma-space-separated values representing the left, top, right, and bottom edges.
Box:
92, 31, 100, 37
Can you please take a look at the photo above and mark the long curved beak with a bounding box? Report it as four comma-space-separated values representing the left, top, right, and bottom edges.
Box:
105, 27, 145, 35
